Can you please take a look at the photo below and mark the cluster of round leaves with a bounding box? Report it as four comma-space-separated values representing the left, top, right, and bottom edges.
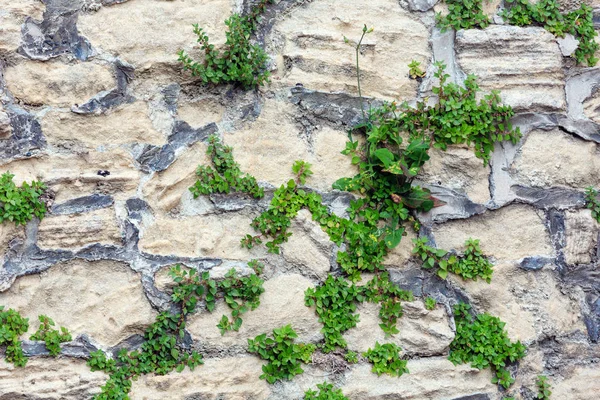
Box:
0, 308, 71, 367
247, 324, 316, 384
30, 315, 72, 357
503, 0, 598, 66
190, 135, 264, 200
87, 262, 264, 399
363, 342, 408, 377
436, 0, 491, 31
449, 303, 526, 389
412, 237, 494, 282
0, 306, 29, 367
0, 172, 46, 226
585, 187, 600, 223
304, 382, 349, 400
177, 0, 274, 87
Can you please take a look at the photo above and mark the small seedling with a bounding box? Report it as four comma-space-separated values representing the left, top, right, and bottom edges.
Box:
408, 60, 425, 79
585, 187, 600, 223
304, 382, 349, 400
0, 306, 29, 367
425, 297, 437, 310
292, 160, 313, 185
537, 375, 552, 399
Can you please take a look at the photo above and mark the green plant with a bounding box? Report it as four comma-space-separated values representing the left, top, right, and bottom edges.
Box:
412, 237, 493, 282
304, 382, 349, 400
408, 60, 425, 79
190, 135, 264, 199
502, 0, 598, 66
343, 24, 373, 119
178, 0, 274, 87
247, 324, 316, 384
30, 315, 72, 357
0, 172, 46, 225
216, 268, 265, 335
292, 160, 314, 185
449, 303, 526, 389
585, 187, 600, 223
537, 375, 552, 399
0, 306, 29, 367
345, 350, 358, 364
425, 297, 437, 310
437, 0, 491, 31
363, 342, 408, 377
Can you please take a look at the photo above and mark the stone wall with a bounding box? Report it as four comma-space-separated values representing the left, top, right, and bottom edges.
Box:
1, 0, 600, 399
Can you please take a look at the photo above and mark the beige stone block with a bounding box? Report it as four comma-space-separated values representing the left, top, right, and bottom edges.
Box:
4, 61, 114, 107
310, 127, 358, 192
129, 357, 269, 400
78, 0, 231, 69
0, 358, 107, 399
177, 99, 225, 129
138, 212, 263, 260
42, 102, 165, 148
456, 26, 565, 111
564, 209, 598, 265
281, 209, 332, 279
552, 366, 600, 400
225, 100, 309, 186
432, 205, 553, 261
583, 88, 600, 123
512, 129, 600, 189
344, 300, 454, 355
0, 0, 44, 53
344, 358, 496, 399
37, 207, 122, 250
0, 260, 157, 346
273, 0, 430, 100
187, 274, 323, 348
142, 141, 209, 213
383, 227, 418, 268
3, 148, 140, 203
419, 145, 491, 204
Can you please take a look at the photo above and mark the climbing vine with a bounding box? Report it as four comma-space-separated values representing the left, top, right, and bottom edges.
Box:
30, 315, 72, 357
0, 306, 29, 367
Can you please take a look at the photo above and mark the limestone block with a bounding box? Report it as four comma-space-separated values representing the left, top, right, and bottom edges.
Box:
310, 127, 358, 192
456, 26, 565, 112
187, 274, 323, 349
274, 0, 430, 100
0, 260, 157, 346
344, 300, 454, 355
78, 0, 231, 69
511, 129, 600, 189
0, 105, 11, 139
0, 358, 107, 400
0, 0, 44, 53
129, 357, 270, 400
564, 209, 598, 265
42, 102, 165, 148
432, 205, 553, 261
4, 61, 114, 107
177, 99, 225, 129
37, 207, 122, 250
552, 366, 600, 400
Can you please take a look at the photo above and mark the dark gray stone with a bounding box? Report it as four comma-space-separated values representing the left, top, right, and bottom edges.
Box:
51, 194, 114, 215
0, 106, 46, 161
512, 185, 586, 210
519, 256, 554, 271
136, 144, 176, 173
450, 395, 490, 400
407, 0, 439, 12
419, 185, 487, 223
547, 209, 567, 273
168, 121, 217, 148
19, 0, 93, 61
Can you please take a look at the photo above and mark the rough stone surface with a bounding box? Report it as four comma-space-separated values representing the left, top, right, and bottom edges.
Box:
0, 0, 44, 53
0, 260, 156, 346
188, 274, 323, 349
344, 358, 497, 399
344, 300, 454, 355
0, 358, 107, 399
38, 207, 122, 249
511, 129, 600, 189
78, 0, 231, 70
564, 209, 598, 265
272, 0, 430, 100
552, 366, 600, 400
129, 357, 270, 400
4, 61, 114, 107
456, 26, 565, 111
433, 205, 553, 262
0, 105, 12, 139
42, 102, 165, 148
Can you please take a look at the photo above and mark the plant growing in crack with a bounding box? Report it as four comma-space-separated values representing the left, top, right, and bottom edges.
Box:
30, 315, 72, 357
0, 172, 47, 225
585, 187, 600, 223
304, 382, 349, 400
178, 0, 274, 87
437, 0, 491, 31
0, 306, 29, 367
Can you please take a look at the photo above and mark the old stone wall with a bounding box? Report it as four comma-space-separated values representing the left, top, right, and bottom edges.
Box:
1, 0, 600, 399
